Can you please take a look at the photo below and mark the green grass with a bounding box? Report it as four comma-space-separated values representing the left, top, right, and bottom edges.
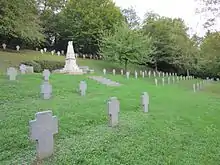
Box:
0, 50, 146, 74
1, 50, 220, 164
1, 72, 220, 165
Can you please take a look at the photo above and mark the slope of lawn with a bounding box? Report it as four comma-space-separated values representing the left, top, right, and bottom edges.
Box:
0, 71, 220, 165
0, 50, 146, 74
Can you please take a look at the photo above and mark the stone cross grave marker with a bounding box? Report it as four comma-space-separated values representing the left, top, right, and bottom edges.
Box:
169, 73, 172, 76
16, 45, 20, 51
112, 69, 115, 76
183, 76, 186, 80
29, 111, 58, 160
172, 76, 175, 83
51, 50, 54, 55
83, 54, 85, 59
177, 76, 179, 82
166, 72, 168, 77
158, 72, 161, 77
121, 69, 123, 75
162, 78, 165, 86
141, 92, 149, 112
142, 71, 145, 78
43, 69, 50, 81
79, 81, 87, 96
126, 71, 130, 79
193, 84, 196, 92
196, 82, 200, 91
153, 71, 156, 77
7, 67, 17, 81
148, 71, 151, 78
40, 49, 44, 54
162, 72, 165, 77
180, 76, 183, 81
57, 51, 60, 56
103, 68, 106, 75
135, 71, 138, 79
36, 48, 39, 51
107, 97, 120, 127
44, 48, 47, 52
168, 77, 170, 84
41, 81, 52, 99
155, 78, 158, 86
20, 64, 26, 74
61, 50, 64, 54
140, 70, 142, 75
2, 43, 6, 49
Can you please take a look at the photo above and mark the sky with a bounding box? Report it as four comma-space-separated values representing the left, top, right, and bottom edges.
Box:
113, 0, 208, 36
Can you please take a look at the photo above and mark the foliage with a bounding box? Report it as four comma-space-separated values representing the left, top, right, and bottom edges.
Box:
0, 0, 44, 44
21, 61, 42, 72
122, 7, 140, 29
99, 23, 154, 71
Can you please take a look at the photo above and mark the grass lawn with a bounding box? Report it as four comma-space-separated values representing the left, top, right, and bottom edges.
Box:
0, 71, 220, 165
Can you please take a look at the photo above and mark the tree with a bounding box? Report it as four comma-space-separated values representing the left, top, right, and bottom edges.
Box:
55, 0, 124, 54
0, 0, 44, 44
99, 23, 154, 71
122, 7, 140, 29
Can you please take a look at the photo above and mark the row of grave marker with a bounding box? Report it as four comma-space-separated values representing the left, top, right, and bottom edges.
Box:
29, 93, 149, 160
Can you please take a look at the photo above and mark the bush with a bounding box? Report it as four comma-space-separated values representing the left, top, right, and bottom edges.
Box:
20, 60, 65, 73
21, 61, 42, 72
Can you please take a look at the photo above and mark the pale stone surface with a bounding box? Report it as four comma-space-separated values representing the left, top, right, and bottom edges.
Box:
20, 64, 26, 74
112, 69, 116, 75
16, 45, 20, 51
79, 81, 87, 96
61, 50, 64, 54
7, 67, 17, 80
172, 76, 175, 83
43, 69, 50, 81
89, 76, 121, 86
59, 41, 83, 74
142, 72, 145, 78
107, 97, 120, 127
103, 68, 106, 75
29, 111, 58, 160
141, 92, 149, 112
162, 78, 165, 86
41, 81, 52, 99
51, 50, 54, 55
134, 71, 138, 79
196, 82, 200, 91
36, 48, 39, 51
44, 48, 47, 52
166, 72, 168, 77
26, 66, 34, 73
162, 72, 165, 77
2, 43, 6, 49
169, 73, 171, 76
155, 78, 158, 86
57, 51, 60, 56
148, 71, 151, 77
168, 77, 170, 84
83, 54, 86, 59
40, 49, 44, 54
177, 76, 179, 82
140, 70, 142, 75
193, 84, 196, 92
153, 71, 156, 77
126, 72, 130, 79
121, 69, 123, 75
158, 72, 161, 77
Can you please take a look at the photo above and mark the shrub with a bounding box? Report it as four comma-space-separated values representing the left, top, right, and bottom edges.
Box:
21, 61, 42, 72
20, 60, 65, 73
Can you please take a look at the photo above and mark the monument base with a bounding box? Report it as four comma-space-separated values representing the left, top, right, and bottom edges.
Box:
53, 68, 84, 75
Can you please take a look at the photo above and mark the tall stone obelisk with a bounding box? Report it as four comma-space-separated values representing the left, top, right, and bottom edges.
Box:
60, 41, 83, 74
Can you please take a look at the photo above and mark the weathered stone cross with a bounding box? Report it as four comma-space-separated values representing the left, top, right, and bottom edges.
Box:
7, 67, 17, 80
141, 92, 149, 112
43, 69, 50, 81
107, 97, 120, 127
29, 111, 58, 160
79, 81, 87, 96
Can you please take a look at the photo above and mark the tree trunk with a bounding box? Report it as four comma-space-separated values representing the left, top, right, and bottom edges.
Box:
124, 59, 128, 72
155, 61, 158, 72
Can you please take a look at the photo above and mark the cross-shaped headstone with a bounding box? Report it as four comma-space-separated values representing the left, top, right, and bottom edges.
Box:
158, 72, 161, 77
155, 78, 158, 86
153, 71, 156, 77
196, 82, 200, 91
172, 76, 175, 83
193, 84, 196, 92
148, 71, 151, 78
134, 71, 138, 79
29, 111, 58, 160
83, 54, 85, 59
2, 43, 6, 49
183, 76, 186, 80
140, 70, 142, 75
162, 72, 165, 77
44, 48, 47, 52
43, 69, 50, 81
162, 78, 165, 86
61, 50, 64, 54
169, 73, 172, 76
177, 76, 179, 82
142, 72, 145, 78
57, 51, 60, 56
107, 97, 120, 127
16, 45, 20, 51
126, 71, 130, 79
41, 81, 52, 99
166, 72, 168, 77
19, 64, 26, 74
79, 81, 87, 96
7, 67, 17, 81
36, 48, 39, 51
112, 69, 115, 75
51, 50, 54, 55
141, 92, 149, 112
40, 49, 44, 54
103, 68, 106, 75
121, 69, 123, 75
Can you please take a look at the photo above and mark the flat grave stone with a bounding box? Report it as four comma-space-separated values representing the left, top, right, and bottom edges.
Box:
107, 97, 120, 127
88, 76, 121, 86
29, 111, 58, 160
